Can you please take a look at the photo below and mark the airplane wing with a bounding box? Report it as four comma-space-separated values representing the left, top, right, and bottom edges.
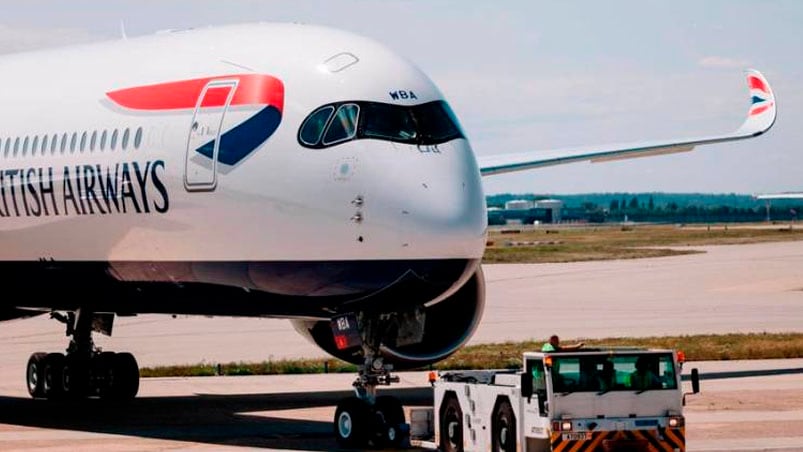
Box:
478, 69, 776, 176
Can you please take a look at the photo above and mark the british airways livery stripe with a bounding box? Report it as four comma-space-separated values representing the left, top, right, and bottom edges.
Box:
748, 74, 769, 94
106, 74, 284, 166
105, 74, 284, 112
198, 105, 282, 165
747, 73, 773, 117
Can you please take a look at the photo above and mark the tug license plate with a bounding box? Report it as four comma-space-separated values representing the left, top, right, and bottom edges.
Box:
562, 432, 591, 441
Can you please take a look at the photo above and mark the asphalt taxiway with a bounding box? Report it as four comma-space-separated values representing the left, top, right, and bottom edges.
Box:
0, 240, 801, 450
0, 362, 801, 451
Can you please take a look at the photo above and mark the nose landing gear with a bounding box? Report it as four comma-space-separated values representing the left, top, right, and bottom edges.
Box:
25, 310, 140, 400
333, 352, 408, 449
332, 315, 410, 449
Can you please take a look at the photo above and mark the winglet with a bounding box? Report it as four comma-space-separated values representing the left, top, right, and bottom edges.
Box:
737, 69, 776, 136
477, 68, 778, 177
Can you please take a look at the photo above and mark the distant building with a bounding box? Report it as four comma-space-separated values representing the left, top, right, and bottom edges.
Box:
487, 207, 506, 225
504, 199, 534, 210
534, 199, 563, 223
488, 199, 564, 225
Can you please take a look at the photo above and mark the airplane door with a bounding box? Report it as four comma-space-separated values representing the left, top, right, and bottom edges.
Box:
184, 80, 238, 191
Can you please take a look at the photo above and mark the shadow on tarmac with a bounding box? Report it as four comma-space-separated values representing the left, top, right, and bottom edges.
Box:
0, 386, 433, 450
10, 368, 798, 450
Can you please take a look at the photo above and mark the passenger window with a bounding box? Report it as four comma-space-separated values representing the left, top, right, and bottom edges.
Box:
90, 131, 97, 151
3, 138, 8, 157
299, 106, 335, 146
50, 134, 57, 154
13, 137, 20, 157
80, 132, 87, 152
32, 136, 39, 156
122, 128, 130, 150
70, 133, 77, 153
23, 137, 29, 156
322, 104, 359, 145
110, 129, 118, 150
134, 127, 143, 149
100, 130, 107, 151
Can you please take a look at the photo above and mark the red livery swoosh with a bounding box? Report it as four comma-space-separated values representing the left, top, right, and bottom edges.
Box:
748, 75, 769, 94
106, 74, 284, 112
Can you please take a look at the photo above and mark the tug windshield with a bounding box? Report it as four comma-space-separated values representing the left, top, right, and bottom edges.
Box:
550, 353, 677, 394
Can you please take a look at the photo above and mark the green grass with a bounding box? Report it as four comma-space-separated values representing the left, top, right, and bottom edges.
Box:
436, 332, 803, 370
483, 223, 803, 263
141, 332, 803, 377
141, 358, 358, 378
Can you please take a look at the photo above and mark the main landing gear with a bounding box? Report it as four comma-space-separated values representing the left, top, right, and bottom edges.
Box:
25, 310, 139, 400
333, 316, 408, 449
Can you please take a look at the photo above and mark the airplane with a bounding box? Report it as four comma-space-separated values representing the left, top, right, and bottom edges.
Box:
755, 193, 803, 199
0, 22, 776, 448
754, 192, 802, 222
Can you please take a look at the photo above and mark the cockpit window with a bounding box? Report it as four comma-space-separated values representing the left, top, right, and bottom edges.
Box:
361, 102, 418, 142
298, 100, 463, 149
323, 103, 359, 145
414, 101, 463, 143
299, 106, 335, 146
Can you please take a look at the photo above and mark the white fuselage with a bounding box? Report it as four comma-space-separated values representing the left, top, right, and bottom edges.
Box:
0, 23, 486, 262
0, 23, 487, 317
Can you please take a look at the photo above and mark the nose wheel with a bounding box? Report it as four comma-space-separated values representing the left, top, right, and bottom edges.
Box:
25, 310, 140, 400
333, 378, 408, 449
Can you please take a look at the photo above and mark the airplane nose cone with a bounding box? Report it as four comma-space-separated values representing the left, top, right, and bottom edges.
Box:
365, 140, 487, 259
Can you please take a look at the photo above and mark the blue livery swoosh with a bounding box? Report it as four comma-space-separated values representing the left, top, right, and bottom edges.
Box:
196, 106, 282, 165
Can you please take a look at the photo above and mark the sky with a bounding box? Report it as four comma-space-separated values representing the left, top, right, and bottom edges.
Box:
1, 0, 801, 195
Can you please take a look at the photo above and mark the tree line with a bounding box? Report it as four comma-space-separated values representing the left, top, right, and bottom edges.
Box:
487, 193, 801, 223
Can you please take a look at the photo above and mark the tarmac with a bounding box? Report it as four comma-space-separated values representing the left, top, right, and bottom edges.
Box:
0, 240, 801, 450
0, 362, 800, 451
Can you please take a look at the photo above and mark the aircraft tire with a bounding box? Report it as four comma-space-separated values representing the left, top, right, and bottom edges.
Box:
61, 356, 90, 398
94, 351, 117, 399
334, 396, 370, 448
25, 352, 47, 398
374, 395, 406, 447
42, 353, 65, 399
110, 352, 140, 400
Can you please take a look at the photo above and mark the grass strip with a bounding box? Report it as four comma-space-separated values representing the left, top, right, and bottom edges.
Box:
141, 332, 803, 378
483, 224, 803, 263
141, 358, 359, 378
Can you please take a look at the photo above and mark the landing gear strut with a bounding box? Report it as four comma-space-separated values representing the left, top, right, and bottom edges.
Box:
25, 309, 139, 400
333, 315, 408, 449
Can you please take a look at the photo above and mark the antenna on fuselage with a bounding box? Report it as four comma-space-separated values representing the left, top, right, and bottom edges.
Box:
120, 20, 128, 40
